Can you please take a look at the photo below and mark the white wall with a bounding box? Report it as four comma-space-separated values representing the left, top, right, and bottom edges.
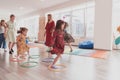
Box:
94, 0, 113, 50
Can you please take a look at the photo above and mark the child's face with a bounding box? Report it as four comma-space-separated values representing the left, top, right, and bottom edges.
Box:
61, 23, 65, 30
1, 21, 5, 25
10, 16, 15, 21
23, 30, 28, 36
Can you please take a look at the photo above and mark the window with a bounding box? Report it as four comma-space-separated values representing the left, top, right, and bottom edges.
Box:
17, 16, 39, 41
72, 9, 85, 37
60, 12, 71, 33
85, 7, 95, 38
46, 1, 95, 43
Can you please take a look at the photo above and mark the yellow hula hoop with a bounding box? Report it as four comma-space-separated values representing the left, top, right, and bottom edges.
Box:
48, 64, 66, 72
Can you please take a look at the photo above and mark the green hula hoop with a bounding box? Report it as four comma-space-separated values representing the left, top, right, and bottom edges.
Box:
29, 55, 40, 59
20, 61, 38, 68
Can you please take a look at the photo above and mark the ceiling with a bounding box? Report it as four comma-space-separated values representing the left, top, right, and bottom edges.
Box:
0, 0, 71, 19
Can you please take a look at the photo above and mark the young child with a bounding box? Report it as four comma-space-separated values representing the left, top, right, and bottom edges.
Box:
17, 27, 29, 59
0, 20, 7, 52
50, 20, 65, 68
64, 22, 75, 52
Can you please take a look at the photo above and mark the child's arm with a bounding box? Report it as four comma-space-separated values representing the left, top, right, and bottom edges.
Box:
16, 35, 23, 46
3, 23, 8, 38
16, 35, 21, 42
50, 31, 56, 50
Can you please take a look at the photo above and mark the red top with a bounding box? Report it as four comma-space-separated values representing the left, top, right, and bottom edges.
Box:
51, 30, 65, 54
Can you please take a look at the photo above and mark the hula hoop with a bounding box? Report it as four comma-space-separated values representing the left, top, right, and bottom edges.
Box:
42, 58, 54, 63
29, 55, 40, 59
48, 64, 66, 72
20, 61, 38, 68
10, 57, 26, 62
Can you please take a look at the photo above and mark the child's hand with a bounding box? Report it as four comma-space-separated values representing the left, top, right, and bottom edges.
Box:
4, 33, 7, 38
50, 47, 53, 51
51, 33, 54, 37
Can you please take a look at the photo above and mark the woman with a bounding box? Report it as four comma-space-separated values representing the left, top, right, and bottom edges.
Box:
45, 14, 55, 47
7, 14, 16, 54
0, 20, 7, 52
44, 14, 55, 58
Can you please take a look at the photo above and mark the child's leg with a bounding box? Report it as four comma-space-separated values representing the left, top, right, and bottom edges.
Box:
48, 52, 52, 58
9, 42, 13, 54
27, 50, 30, 56
20, 54, 26, 59
17, 52, 21, 60
11, 42, 15, 50
68, 43, 73, 52
18, 52, 26, 59
48, 47, 53, 58
3, 38, 6, 50
8, 42, 12, 50
0, 34, 4, 48
51, 53, 61, 67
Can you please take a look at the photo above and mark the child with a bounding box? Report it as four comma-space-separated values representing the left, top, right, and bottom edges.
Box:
17, 27, 29, 59
0, 20, 7, 52
64, 22, 75, 52
50, 20, 65, 68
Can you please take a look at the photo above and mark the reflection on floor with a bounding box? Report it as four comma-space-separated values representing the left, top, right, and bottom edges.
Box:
0, 44, 120, 80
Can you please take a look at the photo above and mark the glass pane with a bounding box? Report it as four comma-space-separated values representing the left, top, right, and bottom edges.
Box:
85, 7, 95, 38
60, 12, 71, 33
53, 14, 61, 23
17, 16, 39, 41
71, 9, 85, 37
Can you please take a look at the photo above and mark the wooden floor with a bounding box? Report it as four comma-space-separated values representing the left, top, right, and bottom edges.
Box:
0, 45, 120, 80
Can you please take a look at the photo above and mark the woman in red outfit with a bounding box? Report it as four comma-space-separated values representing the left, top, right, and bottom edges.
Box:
50, 20, 65, 68
45, 14, 55, 47
44, 14, 55, 58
